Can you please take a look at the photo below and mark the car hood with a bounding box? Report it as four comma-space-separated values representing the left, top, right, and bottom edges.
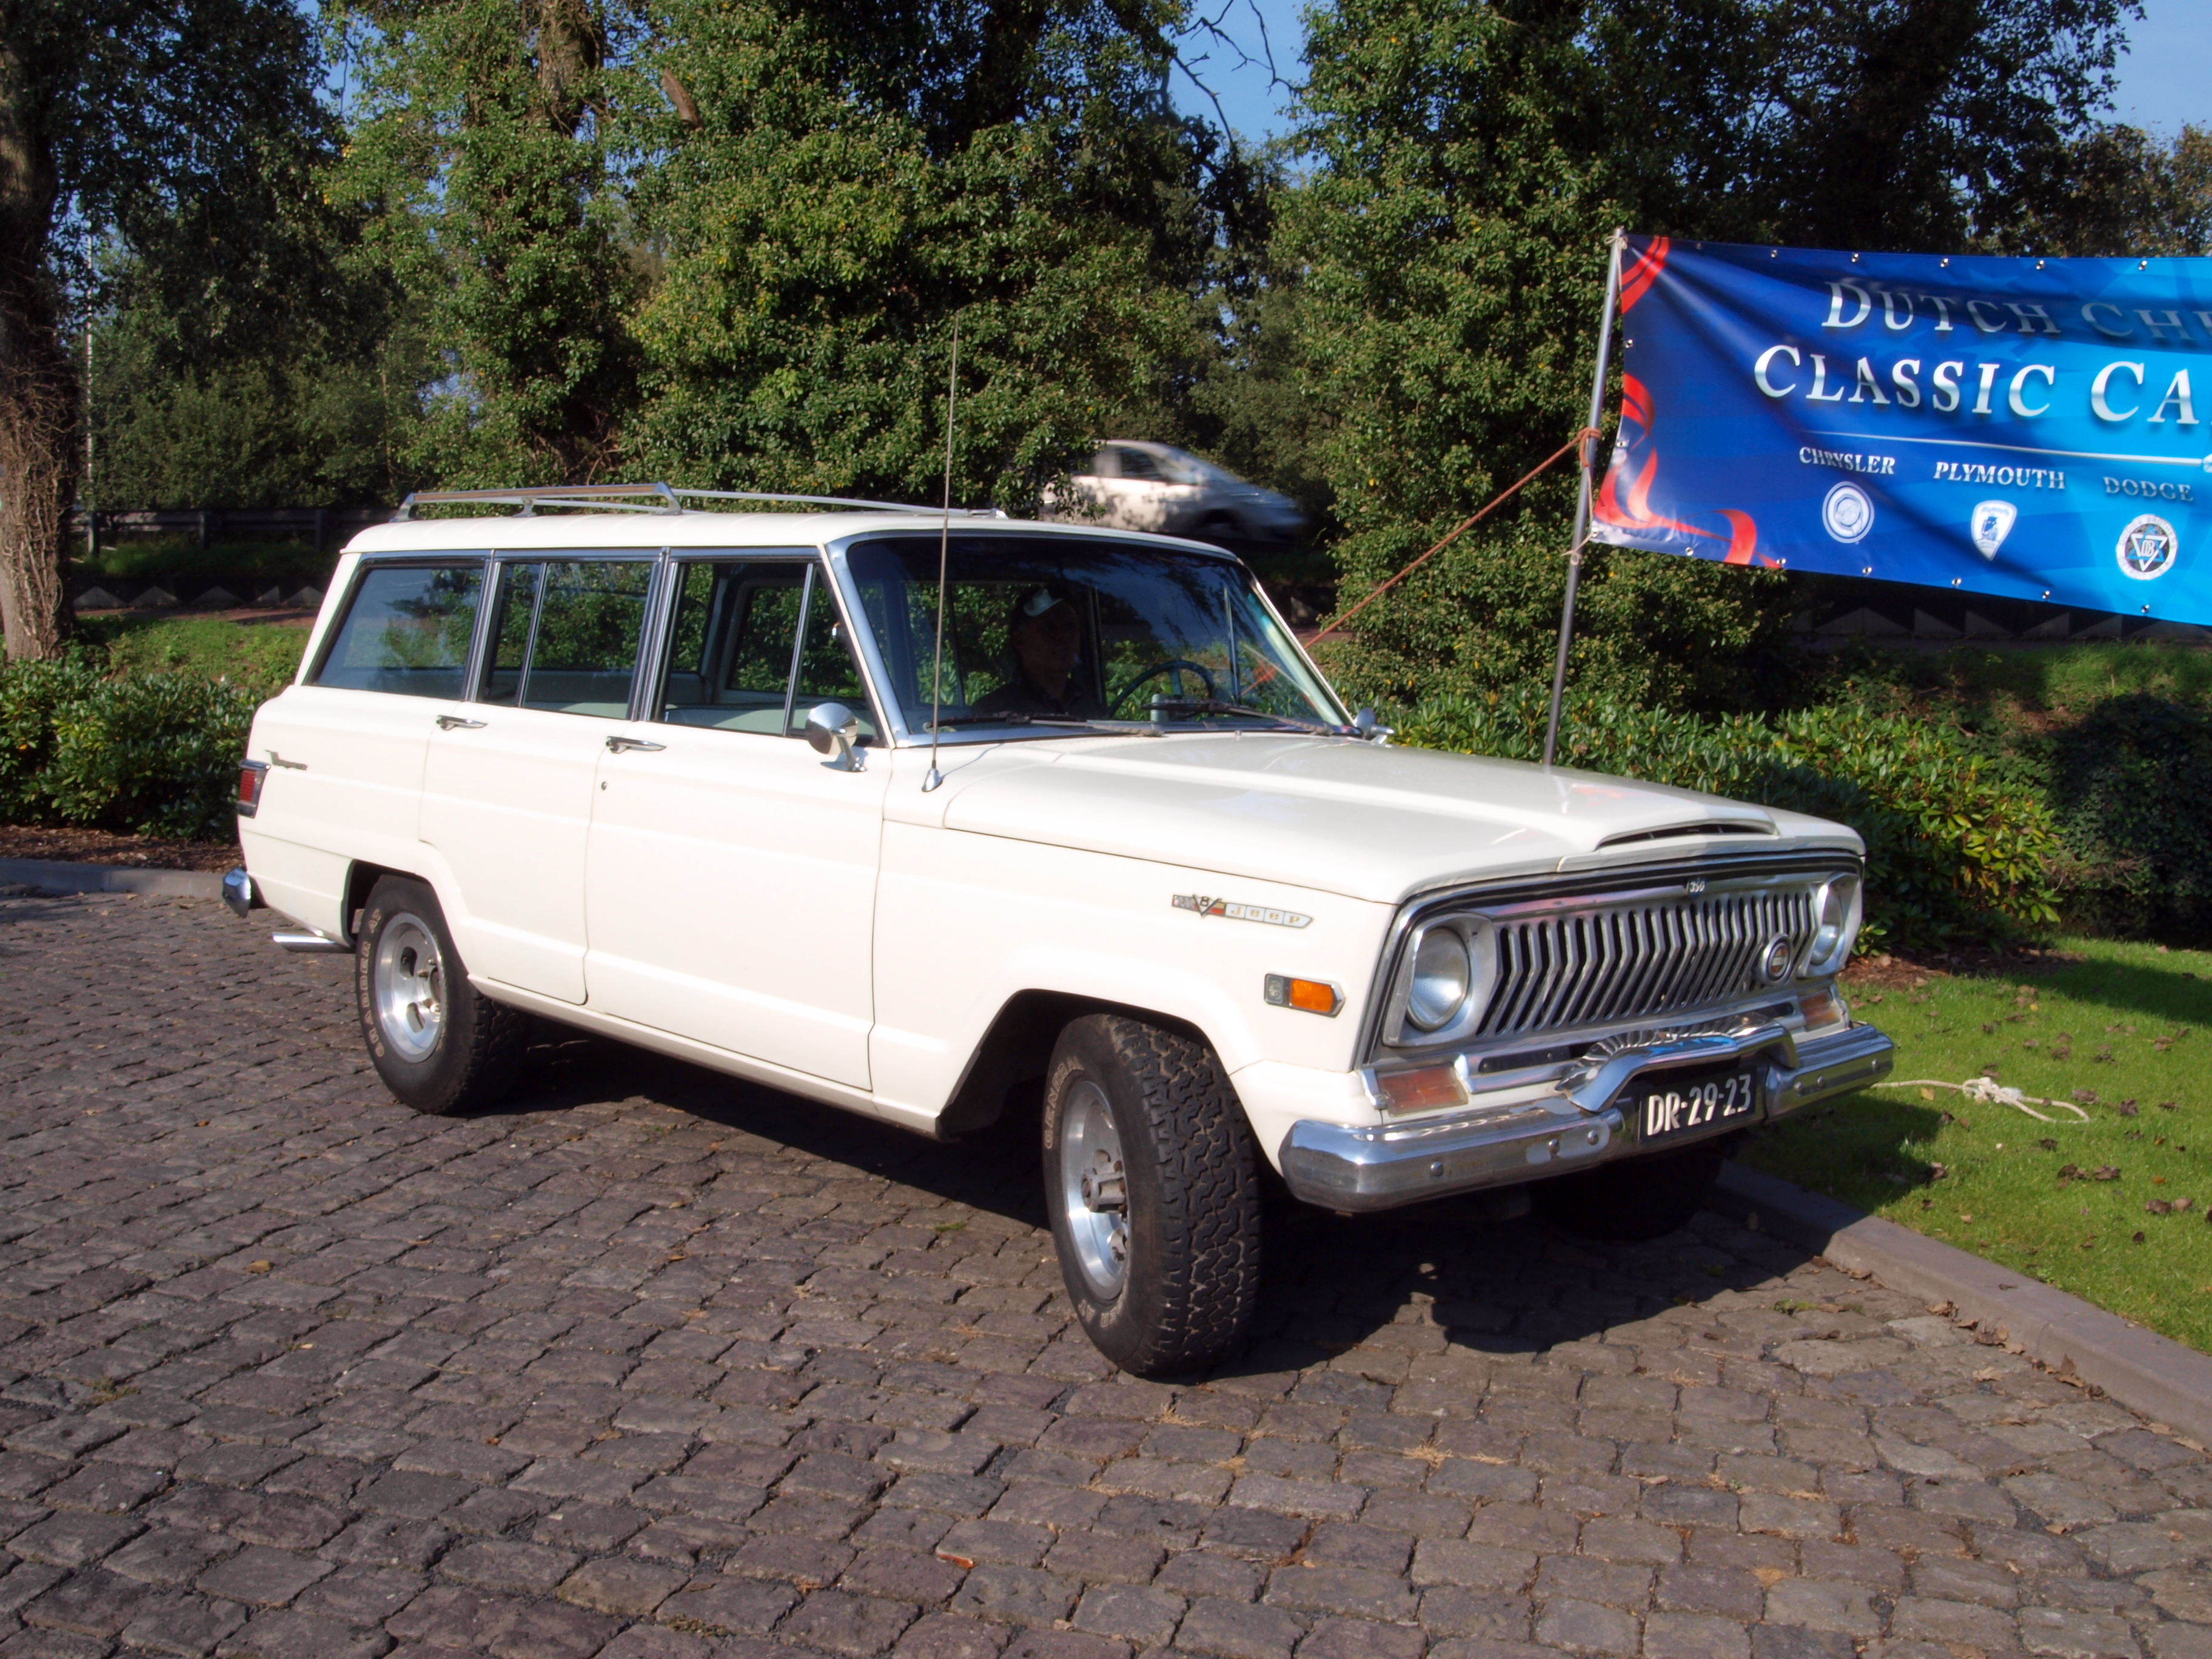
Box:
918, 733, 1859, 905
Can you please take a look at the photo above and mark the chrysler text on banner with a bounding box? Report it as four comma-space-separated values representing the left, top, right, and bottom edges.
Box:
1589, 236, 2212, 623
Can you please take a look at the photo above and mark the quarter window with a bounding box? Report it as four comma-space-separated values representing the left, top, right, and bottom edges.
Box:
313, 563, 484, 698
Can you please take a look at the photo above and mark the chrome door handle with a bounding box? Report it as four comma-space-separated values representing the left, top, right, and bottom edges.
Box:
436, 716, 486, 731
605, 735, 667, 753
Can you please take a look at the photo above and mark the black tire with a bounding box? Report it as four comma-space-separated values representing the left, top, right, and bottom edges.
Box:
355, 876, 527, 1116
1042, 1014, 1261, 1376
1195, 514, 1238, 551
1532, 1138, 1729, 1241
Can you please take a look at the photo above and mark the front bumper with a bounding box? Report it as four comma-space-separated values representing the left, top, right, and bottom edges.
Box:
1276, 1019, 1894, 1212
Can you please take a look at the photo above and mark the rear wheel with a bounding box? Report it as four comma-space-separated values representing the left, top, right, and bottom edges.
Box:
1042, 1014, 1261, 1376
1532, 1138, 1730, 1240
355, 876, 527, 1116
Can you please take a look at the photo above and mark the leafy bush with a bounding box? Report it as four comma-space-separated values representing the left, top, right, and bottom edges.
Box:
0, 657, 109, 824
2043, 694, 2212, 944
1393, 685, 2060, 954
0, 657, 258, 839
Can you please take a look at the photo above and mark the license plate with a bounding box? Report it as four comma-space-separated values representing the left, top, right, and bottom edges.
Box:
1632, 1068, 1758, 1144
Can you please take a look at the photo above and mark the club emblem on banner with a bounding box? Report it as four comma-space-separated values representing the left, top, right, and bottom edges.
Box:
1969, 501, 2017, 561
1822, 483, 1874, 544
2117, 514, 2179, 581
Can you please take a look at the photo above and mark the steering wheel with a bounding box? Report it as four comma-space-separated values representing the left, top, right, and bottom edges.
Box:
1110, 659, 1219, 717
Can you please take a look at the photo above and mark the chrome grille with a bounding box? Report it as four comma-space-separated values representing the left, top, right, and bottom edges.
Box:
1475, 886, 1816, 1038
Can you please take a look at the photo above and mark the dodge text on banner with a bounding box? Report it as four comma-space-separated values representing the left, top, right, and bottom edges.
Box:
1589, 236, 2212, 623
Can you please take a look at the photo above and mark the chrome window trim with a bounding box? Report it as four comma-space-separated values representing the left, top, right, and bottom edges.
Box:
1355, 851, 1866, 1069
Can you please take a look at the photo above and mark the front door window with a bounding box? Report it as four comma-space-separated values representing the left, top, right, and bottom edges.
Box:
655, 560, 876, 740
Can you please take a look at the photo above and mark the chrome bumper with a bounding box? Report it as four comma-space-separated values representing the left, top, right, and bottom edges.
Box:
1277, 1020, 1894, 1213
222, 867, 258, 919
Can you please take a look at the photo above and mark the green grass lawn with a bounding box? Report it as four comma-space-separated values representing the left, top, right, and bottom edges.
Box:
1743, 935, 2212, 1352
78, 614, 311, 697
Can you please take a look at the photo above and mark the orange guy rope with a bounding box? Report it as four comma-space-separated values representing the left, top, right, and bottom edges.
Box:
1309, 425, 1600, 642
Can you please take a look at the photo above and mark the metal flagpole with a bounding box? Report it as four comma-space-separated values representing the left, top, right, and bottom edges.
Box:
1541, 227, 1627, 769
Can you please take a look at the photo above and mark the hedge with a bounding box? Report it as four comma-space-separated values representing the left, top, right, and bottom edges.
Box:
0, 655, 259, 840
1392, 686, 2062, 956
2034, 694, 2212, 945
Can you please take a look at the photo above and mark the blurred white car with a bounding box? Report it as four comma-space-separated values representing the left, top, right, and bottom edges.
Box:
1045, 441, 1304, 545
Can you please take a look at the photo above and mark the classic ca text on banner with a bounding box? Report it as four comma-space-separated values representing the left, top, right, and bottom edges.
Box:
1589, 236, 2212, 624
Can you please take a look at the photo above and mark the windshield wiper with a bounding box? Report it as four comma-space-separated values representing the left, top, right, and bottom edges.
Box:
924, 712, 1126, 731
1142, 698, 1346, 735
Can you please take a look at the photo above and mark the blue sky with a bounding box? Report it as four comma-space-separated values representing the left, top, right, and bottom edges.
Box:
1171, 0, 2209, 147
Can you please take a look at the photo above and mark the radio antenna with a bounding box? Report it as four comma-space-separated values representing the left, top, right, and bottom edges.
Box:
922, 320, 959, 793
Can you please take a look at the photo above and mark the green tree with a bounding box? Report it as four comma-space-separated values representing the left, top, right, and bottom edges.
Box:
0, 0, 333, 658
2001, 122, 2212, 256
1592, 0, 2138, 251
331, 0, 643, 486
1286, 0, 2137, 717
1185, 146, 1336, 560
624, 0, 1224, 505
88, 296, 431, 509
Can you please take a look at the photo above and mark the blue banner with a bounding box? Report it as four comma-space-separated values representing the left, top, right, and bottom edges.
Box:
1590, 236, 2212, 624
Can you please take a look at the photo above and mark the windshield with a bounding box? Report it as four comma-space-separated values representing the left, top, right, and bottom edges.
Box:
844, 535, 1346, 735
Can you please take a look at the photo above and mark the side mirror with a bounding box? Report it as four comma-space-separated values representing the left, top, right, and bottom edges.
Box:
1352, 706, 1393, 743
805, 702, 864, 770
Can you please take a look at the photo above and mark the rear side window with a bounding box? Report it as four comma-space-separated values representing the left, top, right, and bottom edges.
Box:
475, 558, 654, 717
313, 564, 484, 697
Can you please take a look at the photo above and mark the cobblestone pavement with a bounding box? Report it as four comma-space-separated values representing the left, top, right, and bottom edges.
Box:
2, 891, 2210, 1659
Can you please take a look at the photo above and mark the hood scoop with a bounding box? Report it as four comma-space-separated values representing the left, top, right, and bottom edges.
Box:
1597, 819, 1775, 850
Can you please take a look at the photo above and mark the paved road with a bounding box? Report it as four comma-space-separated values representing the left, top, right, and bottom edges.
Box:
1, 890, 2208, 1659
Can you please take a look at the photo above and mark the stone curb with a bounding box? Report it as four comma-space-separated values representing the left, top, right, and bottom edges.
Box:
1715, 1159, 2212, 1446
0, 857, 223, 900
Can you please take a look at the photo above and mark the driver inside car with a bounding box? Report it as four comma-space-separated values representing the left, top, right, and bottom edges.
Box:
973, 588, 1107, 719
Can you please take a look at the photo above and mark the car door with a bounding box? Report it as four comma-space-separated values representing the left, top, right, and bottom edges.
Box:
583, 555, 890, 1089
419, 554, 657, 1004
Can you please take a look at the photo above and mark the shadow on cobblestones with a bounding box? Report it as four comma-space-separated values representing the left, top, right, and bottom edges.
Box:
0, 891, 2208, 1659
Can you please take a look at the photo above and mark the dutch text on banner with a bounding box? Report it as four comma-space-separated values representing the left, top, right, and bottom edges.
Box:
1589, 236, 2212, 624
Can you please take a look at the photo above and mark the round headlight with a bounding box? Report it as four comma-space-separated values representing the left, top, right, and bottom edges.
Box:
1406, 928, 1472, 1032
1803, 875, 1863, 975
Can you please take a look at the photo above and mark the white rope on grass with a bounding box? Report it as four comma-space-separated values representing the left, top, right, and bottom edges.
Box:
1873, 1075, 2091, 1124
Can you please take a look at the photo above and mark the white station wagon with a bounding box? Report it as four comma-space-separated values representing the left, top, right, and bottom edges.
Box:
228, 484, 1893, 1375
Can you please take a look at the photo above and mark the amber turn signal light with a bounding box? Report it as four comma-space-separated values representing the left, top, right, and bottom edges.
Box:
1264, 974, 1341, 1017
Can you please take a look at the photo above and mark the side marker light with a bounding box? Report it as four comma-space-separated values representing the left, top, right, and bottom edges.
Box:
1264, 975, 1341, 1016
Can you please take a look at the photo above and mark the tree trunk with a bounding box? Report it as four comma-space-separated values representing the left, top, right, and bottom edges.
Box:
0, 32, 70, 660
0, 331, 73, 661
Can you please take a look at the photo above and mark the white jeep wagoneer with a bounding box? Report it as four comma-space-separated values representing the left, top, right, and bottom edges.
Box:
227, 484, 1893, 1376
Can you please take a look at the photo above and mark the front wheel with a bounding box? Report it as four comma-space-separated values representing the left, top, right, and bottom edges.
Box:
1043, 1014, 1261, 1376
355, 876, 527, 1116
1532, 1138, 1731, 1240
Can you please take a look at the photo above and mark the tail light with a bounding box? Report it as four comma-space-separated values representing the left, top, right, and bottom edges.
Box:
236, 759, 269, 817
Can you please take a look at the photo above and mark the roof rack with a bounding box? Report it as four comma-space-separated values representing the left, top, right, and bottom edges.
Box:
391, 482, 1004, 521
